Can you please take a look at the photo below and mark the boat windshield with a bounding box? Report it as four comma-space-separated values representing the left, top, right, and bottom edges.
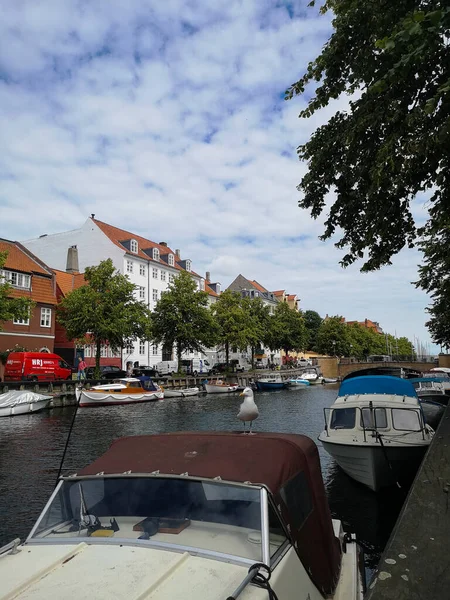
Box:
29, 477, 271, 561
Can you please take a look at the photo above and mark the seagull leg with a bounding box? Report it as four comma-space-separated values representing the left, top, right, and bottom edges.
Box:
243, 421, 246, 434
249, 421, 255, 435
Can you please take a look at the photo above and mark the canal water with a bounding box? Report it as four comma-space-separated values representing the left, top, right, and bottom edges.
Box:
0, 384, 407, 577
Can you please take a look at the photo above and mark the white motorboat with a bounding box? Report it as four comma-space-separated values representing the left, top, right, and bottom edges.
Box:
161, 387, 199, 398
0, 390, 51, 417
255, 373, 289, 391
0, 431, 364, 599
318, 376, 434, 491
423, 368, 450, 392
204, 379, 239, 393
301, 368, 324, 385
76, 378, 164, 407
289, 378, 311, 388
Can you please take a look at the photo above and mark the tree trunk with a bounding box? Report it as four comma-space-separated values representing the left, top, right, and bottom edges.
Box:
225, 341, 229, 367
95, 339, 101, 378
251, 346, 255, 369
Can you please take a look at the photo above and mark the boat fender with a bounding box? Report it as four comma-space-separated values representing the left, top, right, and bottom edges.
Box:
227, 563, 279, 600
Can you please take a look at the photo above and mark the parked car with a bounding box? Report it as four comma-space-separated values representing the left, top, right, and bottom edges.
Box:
255, 362, 266, 369
4, 352, 73, 382
211, 362, 229, 374
132, 365, 157, 377
180, 358, 212, 376
229, 359, 247, 372
85, 365, 127, 380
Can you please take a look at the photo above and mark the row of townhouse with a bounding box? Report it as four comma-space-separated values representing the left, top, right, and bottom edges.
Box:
1, 216, 301, 373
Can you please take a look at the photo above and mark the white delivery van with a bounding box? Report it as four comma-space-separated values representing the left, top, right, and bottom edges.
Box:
181, 358, 212, 376
155, 360, 178, 376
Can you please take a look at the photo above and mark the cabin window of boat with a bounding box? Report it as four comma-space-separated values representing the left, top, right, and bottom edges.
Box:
360, 408, 388, 429
330, 408, 356, 429
31, 478, 264, 560
392, 408, 422, 431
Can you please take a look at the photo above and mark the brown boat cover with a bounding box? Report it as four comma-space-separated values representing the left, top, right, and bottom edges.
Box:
79, 431, 342, 595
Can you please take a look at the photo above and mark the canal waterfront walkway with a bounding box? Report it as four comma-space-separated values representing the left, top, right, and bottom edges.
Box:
365, 401, 450, 600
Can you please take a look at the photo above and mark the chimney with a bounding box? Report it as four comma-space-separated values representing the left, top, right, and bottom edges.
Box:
159, 242, 167, 247
206, 271, 211, 282
175, 249, 180, 258
66, 245, 79, 274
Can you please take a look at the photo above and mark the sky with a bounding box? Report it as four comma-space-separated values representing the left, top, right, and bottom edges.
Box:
0, 1, 437, 352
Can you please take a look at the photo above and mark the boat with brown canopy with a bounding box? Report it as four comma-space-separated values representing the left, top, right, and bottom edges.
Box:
0, 432, 364, 600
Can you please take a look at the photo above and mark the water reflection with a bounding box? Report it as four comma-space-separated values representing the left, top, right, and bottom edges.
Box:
0, 385, 404, 575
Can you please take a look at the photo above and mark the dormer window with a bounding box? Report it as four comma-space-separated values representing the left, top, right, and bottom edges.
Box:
216, 283, 220, 293
185, 260, 191, 272
130, 239, 138, 254
152, 248, 160, 261
168, 254, 175, 267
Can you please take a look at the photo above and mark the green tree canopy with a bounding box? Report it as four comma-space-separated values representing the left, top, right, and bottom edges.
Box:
0, 251, 34, 329
304, 310, 323, 351
57, 259, 152, 372
286, 2, 450, 273
212, 290, 255, 366
150, 270, 218, 368
316, 316, 350, 356
267, 302, 308, 357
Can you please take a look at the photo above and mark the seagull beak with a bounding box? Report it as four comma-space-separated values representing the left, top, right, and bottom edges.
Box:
239, 392, 244, 397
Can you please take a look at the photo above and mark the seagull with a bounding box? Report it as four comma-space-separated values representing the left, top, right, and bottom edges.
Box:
238, 387, 259, 434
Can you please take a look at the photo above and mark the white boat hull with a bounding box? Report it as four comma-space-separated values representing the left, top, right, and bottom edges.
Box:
163, 388, 199, 398
204, 384, 238, 394
0, 398, 50, 417
319, 437, 428, 491
77, 388, 164, 407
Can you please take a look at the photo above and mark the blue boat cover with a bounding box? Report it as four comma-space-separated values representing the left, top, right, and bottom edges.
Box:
338, 375, 417, 398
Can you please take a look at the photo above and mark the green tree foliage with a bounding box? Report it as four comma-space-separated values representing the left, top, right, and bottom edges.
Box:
417, 221, 450, 347
0, 251, 35, 329
286, 2, 450, 274
57, 259, 152, 373
304, 310, 323, 351
317, 316, 415, 357
241, 296, 272, 367
267, 302, 308, 358
150, 271, 218, 368
212, 291, 255, 366
316, 316, 350, 356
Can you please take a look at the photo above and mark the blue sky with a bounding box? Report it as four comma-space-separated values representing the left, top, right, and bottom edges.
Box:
0, 1, 436, 351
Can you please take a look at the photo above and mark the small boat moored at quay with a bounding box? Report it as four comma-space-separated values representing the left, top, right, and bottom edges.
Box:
300, 368, 324, 385
289, 377, 311, 388
0, 390, 52, 417
204, 379, 239, 393
76, 377, 164, 407
0, 431, 365, 599
319, 376, 434, 491
161, 387, 200, 398
255, 373, 289, 391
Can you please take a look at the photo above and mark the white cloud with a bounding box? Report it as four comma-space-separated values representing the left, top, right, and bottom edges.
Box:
0, 0, 436, 349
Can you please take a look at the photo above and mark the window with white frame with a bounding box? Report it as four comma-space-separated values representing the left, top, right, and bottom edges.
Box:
169, 274, 175, 283
130, 239, 138, 253
153, 345, 158, 355
152, 248, 160, 261
40, 307, 51, 327
152, 267, 158, 279
152, 289, 158, 302
168, 254, 175, 267
126, 260, 133, 273
161, 270, 166, 282
126, 343, 134, 354
0, 270, 31, 289
13, 316, 30, 325
100, 345, 108, 358
139, 264, 146, 277
139, 341, 145, 355
139, 286, 145, 300
185, 260, 191, 272
84, 346, 92, 358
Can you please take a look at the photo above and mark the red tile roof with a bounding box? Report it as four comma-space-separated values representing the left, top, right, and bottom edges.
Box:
251, 280, 268, 293
273, 290, 285, 297
205, 283, 219, 297
287, 294, 297, 301
8, 276, 56, 305
0, 240, 51, 275
54, 269, 86, 297
92, 219, 200, 276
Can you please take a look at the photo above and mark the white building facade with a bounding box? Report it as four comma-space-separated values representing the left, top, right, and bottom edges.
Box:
23, 216, 217, 369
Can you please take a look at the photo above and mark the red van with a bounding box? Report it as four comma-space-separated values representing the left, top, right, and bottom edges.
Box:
4, 352, 73, 382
